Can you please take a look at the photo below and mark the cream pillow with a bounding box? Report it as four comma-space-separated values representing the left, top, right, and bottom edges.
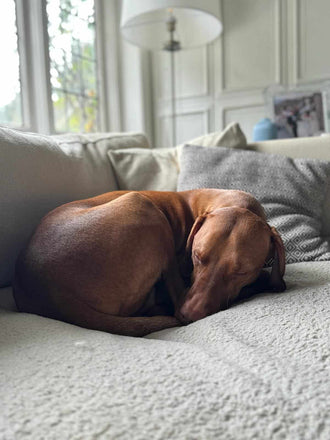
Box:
107, 123, 247, 191
108, 147, 179, 191
176, 121, 246, 149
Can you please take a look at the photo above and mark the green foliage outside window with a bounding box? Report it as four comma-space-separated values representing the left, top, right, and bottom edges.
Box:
0, 0, 22, 127
47, 0, 99, 133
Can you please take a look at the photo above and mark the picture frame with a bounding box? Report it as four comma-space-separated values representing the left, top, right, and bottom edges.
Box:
264, 85, 328, 139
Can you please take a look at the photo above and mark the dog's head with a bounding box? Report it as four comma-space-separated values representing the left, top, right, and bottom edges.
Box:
178, 207, 286, 323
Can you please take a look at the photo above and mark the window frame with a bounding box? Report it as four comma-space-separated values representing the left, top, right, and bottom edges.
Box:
9, 0, 120, 134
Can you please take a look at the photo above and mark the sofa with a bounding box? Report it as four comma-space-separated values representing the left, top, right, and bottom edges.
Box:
0, 124, 329, 440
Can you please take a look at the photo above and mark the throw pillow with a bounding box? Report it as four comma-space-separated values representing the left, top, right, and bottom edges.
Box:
108, 123, 247, 191
177, 145, 330, 264
176, 122, 247, 150
108, 148, 179, 191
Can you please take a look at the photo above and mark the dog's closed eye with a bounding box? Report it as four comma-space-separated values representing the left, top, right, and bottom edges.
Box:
193, 251, 207, 264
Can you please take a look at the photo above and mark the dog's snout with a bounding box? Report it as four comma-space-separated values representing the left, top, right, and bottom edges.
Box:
175, 310, 193, 325
179, 302, 207, 323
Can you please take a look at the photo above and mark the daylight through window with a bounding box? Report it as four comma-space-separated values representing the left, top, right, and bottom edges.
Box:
0, 0, 22, 127
47, 0, 99, 133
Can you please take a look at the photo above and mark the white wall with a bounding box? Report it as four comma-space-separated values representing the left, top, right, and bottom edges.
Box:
119, 0, 330, 146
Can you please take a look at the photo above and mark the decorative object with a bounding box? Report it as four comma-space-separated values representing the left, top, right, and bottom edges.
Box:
265, 86, 326, 139
274, 91, 324, 138
253, 118, 277, 141
120, 1, 222, 144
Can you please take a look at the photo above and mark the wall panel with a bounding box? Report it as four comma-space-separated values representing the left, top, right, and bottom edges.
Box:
222, 0, 281, 91
296, 0, 330, 83
158, 111, 209, 148
144, 0, 330, 147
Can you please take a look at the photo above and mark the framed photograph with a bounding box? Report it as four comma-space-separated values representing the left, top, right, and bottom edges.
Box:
273, 91, 325, 138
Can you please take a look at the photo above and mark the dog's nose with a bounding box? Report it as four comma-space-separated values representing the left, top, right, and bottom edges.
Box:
175, 309, 192, 325
179, 304, 206, 323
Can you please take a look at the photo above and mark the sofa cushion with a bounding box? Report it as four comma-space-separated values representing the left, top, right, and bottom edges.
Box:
107, 123, 247, 191
176, 122, 247, 150
108, 147, 179, 191
0, 127, 150, 287
177, 145, 330, 264
1, 261, 330, 439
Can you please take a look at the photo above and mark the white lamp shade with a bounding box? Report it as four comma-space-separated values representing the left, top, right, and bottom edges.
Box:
121, 0, 222, 50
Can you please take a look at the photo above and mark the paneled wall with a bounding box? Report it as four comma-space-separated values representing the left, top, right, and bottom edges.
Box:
147, 0, 330, 147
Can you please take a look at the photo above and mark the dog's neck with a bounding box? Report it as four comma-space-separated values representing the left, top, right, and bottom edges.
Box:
180, 189, 267, 222
141, 191, 194, 254
179, 189, 228, 220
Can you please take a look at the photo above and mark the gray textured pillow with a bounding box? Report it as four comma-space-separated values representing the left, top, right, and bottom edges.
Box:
177, 145, 330, 264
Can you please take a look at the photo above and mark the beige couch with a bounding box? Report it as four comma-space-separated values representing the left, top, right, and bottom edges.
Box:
1, 124, 329, 440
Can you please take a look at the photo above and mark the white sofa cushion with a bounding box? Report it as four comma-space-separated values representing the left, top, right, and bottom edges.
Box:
0, 127, 150, 287
107, 122, 247, 191
1, 261, 329, 439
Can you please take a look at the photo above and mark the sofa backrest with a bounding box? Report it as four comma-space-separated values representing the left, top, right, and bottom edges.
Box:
0, 126, 150, 287
2, 122, 330, 288
248, 135, 330, 160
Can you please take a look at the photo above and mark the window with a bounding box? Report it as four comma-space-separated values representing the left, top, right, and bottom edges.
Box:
47, 0, 99, 132
0, 0, 117, 134
0, 0, 22, 127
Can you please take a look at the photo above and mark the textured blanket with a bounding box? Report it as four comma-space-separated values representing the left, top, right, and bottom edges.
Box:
1, 262, 329, 440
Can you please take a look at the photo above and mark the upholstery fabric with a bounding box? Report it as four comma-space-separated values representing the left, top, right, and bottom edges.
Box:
177, 145, 330, 264
0, 126, 149, 287
1, 261, 330, 439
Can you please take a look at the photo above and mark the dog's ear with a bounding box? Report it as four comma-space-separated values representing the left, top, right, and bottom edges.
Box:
181, 215, 207, 277
185, 215, 207, 255
268, 226, 286, 292
239, 226, 286, 299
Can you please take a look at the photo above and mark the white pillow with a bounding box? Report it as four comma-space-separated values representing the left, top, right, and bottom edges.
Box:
108, 147, 179, 191
107, 123, 247, 191
176, 121, 247, 150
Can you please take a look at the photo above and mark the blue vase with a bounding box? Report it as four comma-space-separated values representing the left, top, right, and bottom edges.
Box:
253, 118, 277, 141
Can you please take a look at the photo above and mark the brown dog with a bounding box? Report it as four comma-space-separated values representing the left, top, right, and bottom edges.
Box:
13, 189, 286, 337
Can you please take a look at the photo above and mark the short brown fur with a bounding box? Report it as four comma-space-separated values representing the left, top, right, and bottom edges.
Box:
13, 189, 286, 336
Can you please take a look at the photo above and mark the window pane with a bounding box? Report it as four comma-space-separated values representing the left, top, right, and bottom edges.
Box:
47, 0, 99, 133
52, 90, 67, 132
0, 0, 23, 126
